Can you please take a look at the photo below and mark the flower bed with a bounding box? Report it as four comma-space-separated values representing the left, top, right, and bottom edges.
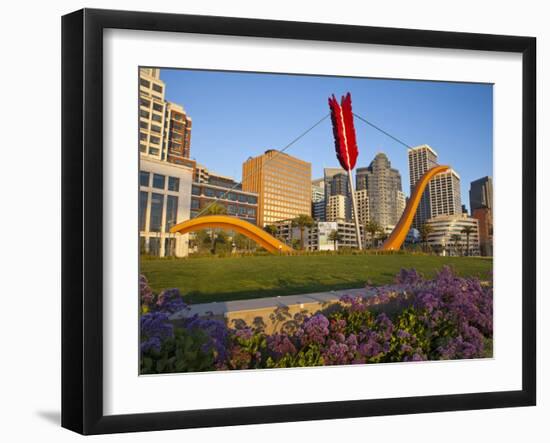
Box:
139, 267, 492, 374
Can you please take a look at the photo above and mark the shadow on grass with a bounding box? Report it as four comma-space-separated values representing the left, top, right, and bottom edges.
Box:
184, 279, 368, 304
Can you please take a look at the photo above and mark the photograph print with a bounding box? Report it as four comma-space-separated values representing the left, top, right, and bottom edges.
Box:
138, 67, 493, 374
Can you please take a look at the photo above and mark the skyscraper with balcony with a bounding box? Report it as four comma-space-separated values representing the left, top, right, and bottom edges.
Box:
139, 68, 167, 160
163, 102, 192, 165
323, 167, 351, 220
242, 150, 312, 226
429, 169, 462, 218
408, 144, 438, 228
139, 68, 193, 167
357, 152, 405, 229
326, 194, 349, 222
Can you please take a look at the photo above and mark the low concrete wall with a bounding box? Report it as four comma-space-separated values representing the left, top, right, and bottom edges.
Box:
170, 288, 368, 334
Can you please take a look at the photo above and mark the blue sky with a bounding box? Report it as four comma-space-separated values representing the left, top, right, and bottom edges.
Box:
161, 69, 493, 211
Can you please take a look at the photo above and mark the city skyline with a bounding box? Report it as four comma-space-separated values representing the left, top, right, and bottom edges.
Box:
160, 68, 493, 211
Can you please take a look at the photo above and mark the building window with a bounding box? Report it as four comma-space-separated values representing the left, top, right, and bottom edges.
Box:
139, 191, 148, 231
165, 195, 178, 231
149, 237, 161, 256
151, 124, 162, 134
139, 144, 146, 153
153, 102, 163, 112
150, 136, 160, 145
139, 97, 150, 108
191, 185, 201, 196
191, 198, 199, 209
152, 113, 162, 122
168, 176, 180, 192
227, 205, 237, 215
139, 109, 149, 119
149, 147, 160, 156
139, 78, 150, 88
152, 174, 165, 189
139, 171, 150, 187
238, 194, 248, 203
228, 192, 237, 201
152, 83, 163, 93
140, 236, 147, 254
139, 121, 148, 130
149, 193, 164, 232
204, 188, 215, 197
248, 196, 257, 204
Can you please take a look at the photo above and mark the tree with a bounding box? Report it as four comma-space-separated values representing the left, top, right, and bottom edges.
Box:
264, 224, 278, 237
328, 229, 342, 251
419, 223, 434, 253
200, 203, 227, 254
364, 220, 382, 249
461, 225, 475, 256
450, 233, 462, 256
202, 202, 227, 216
292, 214, 314, 250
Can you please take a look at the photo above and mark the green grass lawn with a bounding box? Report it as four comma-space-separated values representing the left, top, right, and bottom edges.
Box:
141, 254, 492, 304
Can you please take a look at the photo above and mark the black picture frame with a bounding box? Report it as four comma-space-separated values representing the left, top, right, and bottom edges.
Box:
62, 8, 536, 435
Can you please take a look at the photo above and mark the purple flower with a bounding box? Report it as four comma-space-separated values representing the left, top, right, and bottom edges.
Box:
157, 288, 188, 314
140, 311, 173, 354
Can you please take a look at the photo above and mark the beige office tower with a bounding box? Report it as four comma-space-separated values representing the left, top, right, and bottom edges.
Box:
242, 149, 312, 226
429, 168, 462, 218
326, 194, 349, 222
353, 189, 370, 225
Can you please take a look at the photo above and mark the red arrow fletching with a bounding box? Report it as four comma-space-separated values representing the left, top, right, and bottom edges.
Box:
328, 92, 359, 171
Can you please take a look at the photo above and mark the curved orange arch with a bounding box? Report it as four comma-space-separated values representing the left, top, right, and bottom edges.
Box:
382, 165, 450, 251
169, 215, 294, 254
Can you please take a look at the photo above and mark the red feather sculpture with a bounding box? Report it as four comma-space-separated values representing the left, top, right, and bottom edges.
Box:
328, 93, 359, 171
328, 92, 363, 249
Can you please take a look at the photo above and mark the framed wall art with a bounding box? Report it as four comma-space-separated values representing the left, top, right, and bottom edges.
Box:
62, 8, 536, 435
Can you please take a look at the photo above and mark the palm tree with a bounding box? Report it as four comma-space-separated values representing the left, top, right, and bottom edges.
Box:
450, 233, 462, 256
328, 229, 342, 251
364, 220, 382, 249
292, 214, 314, 250
200, 203, 227, 254
419, 223, 434, 253
461, 225, 475, 256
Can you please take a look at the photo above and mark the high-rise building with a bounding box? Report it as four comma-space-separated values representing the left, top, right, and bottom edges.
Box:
353, 189, 370, 226
163, 102, 193, 165
357, 152, 406, 229
425, 214, 480, 256
323, 168, 351, 220
139, 68, 193, 167
139, 68, 167, 160
469, 176, 493, 214
429, 169, 462, 218
311, 178, 326, 221
326, 194, 349, 222
408, 145, 438, 229
242, 149, 311, 226
472, 207, 493, 256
